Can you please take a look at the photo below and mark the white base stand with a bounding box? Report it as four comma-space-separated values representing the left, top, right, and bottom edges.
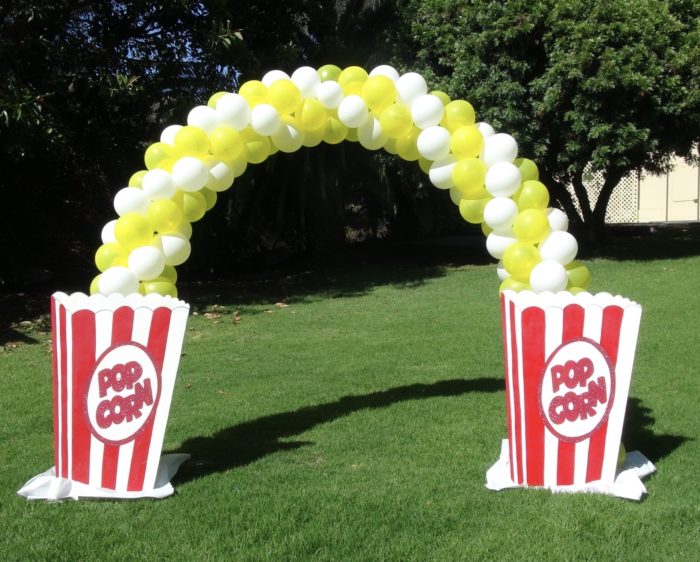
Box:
486, 440, 655, 501
17, 454, 190, 501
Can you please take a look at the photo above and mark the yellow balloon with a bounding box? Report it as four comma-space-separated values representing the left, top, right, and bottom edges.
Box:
346, 127, 359, 142
90, 274, 102, 295
515, 180, 550, 210
443, 100, 476, 131
318, 64, 342, 82
503, 242, 541, 282
338, 66, 368, 95
200, 187, 218, 211
239, 80, 267, 107
296, 98, 328, 131
379, 103, 413, 138
418, 156, 432, 174
515, 158, 539, 182
240, 127, 271, 164
267, 79, 301, 115
395, 127, 421, 161
459, 197, 490, 224
209, 126, 244, 161
302, 127, 324, 148
128, 170, 148, 188
147, 199, 183, 233
155, 158, 176, 172
174, 126, 211, 157
361, 75, 397, 111
499, 277, 530, 293
430, 90, 451, 106
173, 190, 206, 222
566, 260, 591, 290
114, 213, 153, 250
323, 116, 348, 144
141, 276, 178, 298
207, 91, 228, 108
512, 209, 551, 244
452, 158, 487, 197
144, 142, 176, 170
95, 243, 128, 272
450, 125, 483, 159
384, 137, 398, 155
161, 265, 178, 283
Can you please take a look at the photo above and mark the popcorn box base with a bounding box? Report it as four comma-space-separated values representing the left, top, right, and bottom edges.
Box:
18, 292, 190, 500
498, 290, 643, 490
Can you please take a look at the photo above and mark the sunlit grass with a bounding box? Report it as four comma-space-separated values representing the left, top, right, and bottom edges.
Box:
2, 252, 698, 561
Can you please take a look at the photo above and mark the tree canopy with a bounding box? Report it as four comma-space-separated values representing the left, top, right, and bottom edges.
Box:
388, 0, 700, 242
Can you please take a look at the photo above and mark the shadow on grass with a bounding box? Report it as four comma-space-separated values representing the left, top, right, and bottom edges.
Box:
171, 376, 503, 484
623, 397, 690, 463
592, 223, 700, 261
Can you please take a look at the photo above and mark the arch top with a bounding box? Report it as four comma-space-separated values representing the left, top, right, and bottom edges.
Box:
92, 64, 591, 297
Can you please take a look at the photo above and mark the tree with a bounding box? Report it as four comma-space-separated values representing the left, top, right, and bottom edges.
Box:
388, 0, 700, 244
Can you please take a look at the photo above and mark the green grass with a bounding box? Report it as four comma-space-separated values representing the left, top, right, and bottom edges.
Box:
2, 250, 699, 561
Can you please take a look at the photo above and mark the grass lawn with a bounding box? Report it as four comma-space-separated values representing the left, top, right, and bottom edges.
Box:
1, 240, 699, 561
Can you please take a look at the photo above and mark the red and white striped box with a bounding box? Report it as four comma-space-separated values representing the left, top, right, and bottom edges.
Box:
499, 290, 642, 488
49, 292, 189, 495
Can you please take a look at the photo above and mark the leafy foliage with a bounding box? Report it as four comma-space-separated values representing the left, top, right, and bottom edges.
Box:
389, 0, 700, 241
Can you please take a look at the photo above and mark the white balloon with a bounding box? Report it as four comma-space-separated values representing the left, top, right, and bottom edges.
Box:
428, 156, 456, 189
128, 246, 166, 281
357, 117, 387, 150
530, 260, 568, 293
187, 105, 219, 134
485, 162, 522, 197
477, 122, 495, 140
483, 197, 519, 232
291, 66, 321, 97
396, 72, 428, 105
539, 231, 578, 265
158, 233, 191, 266
369, 65, 400, 81
411, 94, 445, 129
114, 187, 149, 216
337, 95, 369, 128
271, 122, 304, 153
101, 220, 117, 244
216, 93, 251, 130
98, 266, 138, 296
250, 103, 282, 136
207, 161, 235, 192
482, 133, 518, 165
547, 208, 569, 231
172, 157, 209, 192
315, 80, 344, 109
416, 126, 451, 161
142, 169, 176, 200
486, 232, 517, 259
262, 69, 290, 86
496, 259, 510, 281
160, 124, 182, 145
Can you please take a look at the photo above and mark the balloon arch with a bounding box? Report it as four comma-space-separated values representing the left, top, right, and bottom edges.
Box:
20, 65, 659, 503
92, 64, 590, 297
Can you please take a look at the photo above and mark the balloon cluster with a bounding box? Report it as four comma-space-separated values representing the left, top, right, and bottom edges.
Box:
93, 64, 590, 297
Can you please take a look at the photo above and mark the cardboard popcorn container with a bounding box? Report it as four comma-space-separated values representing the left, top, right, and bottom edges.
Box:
498, 290, 642, 489
19, 292, 190, 500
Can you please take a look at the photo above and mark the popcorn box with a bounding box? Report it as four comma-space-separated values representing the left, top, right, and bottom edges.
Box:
499, 290, 642, 488
49, 292, 189, 495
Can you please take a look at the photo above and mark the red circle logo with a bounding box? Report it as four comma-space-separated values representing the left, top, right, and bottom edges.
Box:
85, 343, 161, 445
538, 338, 615, 442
